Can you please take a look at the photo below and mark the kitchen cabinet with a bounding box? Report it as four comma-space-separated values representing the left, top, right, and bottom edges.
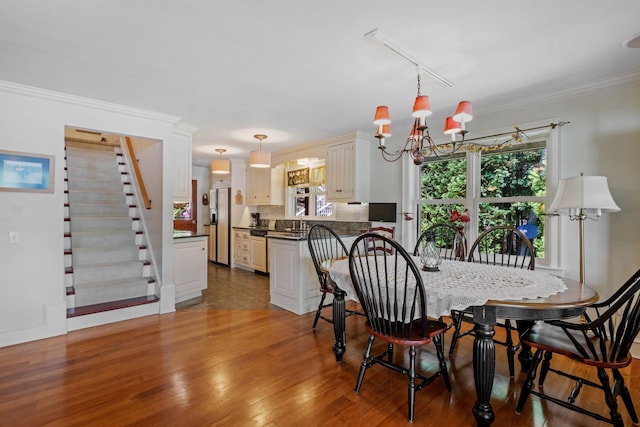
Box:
326, 131, 370, 202
173, 124, 197, 202
268, 237, 321, 315
246, 164, 285, 205
173, 236, 207, 303
233, 229, 252, 269
251, 236, 268, 273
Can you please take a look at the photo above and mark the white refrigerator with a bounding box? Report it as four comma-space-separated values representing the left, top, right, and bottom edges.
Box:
209, 187, 230, 266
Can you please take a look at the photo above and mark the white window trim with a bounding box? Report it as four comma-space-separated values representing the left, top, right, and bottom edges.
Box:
286, 185, 336, 220
410, 119, 562, 269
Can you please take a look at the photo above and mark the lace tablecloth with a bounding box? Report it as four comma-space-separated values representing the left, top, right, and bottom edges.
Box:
329, 258, 567, 318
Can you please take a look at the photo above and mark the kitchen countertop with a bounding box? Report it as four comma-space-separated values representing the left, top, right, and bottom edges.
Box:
232, 226, 363, 241
173, 231, 209, 239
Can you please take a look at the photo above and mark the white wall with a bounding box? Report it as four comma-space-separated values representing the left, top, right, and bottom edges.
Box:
369, 80, 640, 301
0, 81, 181, 347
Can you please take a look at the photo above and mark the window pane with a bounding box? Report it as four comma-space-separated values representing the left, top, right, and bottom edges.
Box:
295, 197, 308, 216
316, 194, 332, 216
420, 157, 467, 199
480, 146, 546, 197
478, 201, 544, 257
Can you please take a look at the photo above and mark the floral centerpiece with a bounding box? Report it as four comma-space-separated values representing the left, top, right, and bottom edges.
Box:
449, 209, 469, 259
449, 209, 470, 228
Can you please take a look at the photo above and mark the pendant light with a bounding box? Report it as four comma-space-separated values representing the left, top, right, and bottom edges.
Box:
211, 148, 230, 174
249, 134, 271, 168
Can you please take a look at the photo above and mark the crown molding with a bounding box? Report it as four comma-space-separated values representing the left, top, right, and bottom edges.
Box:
0, 80, 181, 124
480, 70, 640, 115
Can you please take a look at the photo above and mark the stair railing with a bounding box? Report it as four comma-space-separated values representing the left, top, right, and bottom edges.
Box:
125, 136, 152, 209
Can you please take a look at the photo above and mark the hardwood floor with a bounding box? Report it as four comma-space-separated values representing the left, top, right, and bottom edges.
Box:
1, 262, 638, 426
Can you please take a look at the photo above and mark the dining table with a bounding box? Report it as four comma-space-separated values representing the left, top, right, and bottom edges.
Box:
323, 257, 599, 427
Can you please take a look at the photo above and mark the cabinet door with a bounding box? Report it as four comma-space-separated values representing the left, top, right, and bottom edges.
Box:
173, 130, 193, 202
326, 141, 354, 200
250, 237, 267, 272
245, 167, 262, 206
173, 239, 207, 300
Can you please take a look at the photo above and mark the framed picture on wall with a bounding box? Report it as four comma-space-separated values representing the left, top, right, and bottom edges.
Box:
0, 150, 54, 193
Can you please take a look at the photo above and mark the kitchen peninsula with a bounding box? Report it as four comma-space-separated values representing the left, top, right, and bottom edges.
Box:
233, 221, 367, 315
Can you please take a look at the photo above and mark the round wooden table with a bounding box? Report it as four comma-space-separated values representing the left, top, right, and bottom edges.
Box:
325, 257, 599, 427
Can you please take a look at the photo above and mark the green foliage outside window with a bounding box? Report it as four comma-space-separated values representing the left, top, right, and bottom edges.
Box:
419, 145, 546, 256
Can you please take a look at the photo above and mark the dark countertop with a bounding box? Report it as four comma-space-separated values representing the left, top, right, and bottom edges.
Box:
173, 231, 209, 239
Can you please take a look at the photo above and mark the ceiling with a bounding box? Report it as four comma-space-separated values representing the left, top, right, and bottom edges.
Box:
2, 1, 640, 167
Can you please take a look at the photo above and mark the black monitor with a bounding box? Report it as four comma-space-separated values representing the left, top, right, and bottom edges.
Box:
368, 202, 397, 222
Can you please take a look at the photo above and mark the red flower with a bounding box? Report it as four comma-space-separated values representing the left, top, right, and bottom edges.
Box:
450, 210, 470, 225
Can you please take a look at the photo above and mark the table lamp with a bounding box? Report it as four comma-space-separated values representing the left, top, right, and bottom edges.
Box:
547, 173, 620, 285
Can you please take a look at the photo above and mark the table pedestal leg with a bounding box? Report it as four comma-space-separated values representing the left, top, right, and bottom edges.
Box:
332, 288, 346, 362
473, 307, 496, 427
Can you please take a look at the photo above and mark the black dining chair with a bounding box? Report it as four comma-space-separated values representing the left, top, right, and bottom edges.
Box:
515, 268, 640, 427
448, 225, 535, 377
413, 223, 466, 260
349, 233, 451, 423
307, 224, 362, 330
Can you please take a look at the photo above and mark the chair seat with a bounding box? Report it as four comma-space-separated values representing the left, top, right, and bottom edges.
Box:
366, 318, 448, 346
521, 322, 633, 369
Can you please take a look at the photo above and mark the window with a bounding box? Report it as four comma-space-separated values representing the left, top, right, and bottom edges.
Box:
287, 160, 333, 218
418, 139, 550, 263
293, 184, 333, 217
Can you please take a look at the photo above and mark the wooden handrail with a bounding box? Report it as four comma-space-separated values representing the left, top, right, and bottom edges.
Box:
125, 136, 152, 209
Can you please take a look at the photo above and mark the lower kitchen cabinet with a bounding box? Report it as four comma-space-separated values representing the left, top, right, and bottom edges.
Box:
268, 237, 321, 315
173, 236, 208, 303
233, 229, 252, 269
251, 236, 268, 273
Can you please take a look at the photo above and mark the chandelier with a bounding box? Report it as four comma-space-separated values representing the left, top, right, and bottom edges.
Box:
373, 73, 473, 165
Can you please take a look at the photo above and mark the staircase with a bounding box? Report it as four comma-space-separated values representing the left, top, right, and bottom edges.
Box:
64, 140, 158, 318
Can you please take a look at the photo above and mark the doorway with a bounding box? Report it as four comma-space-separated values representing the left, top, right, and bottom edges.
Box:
173, 180, 197, 232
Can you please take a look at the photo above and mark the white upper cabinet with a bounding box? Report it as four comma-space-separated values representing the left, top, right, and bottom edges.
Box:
173, 123, 197, 202
326, 131, 370, 202
246, 164, 284, 206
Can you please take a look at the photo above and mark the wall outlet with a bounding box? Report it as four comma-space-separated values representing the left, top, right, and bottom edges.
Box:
9, 231, 20, 243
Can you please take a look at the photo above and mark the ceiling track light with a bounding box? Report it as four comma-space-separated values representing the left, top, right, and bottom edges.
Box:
364, 28, 454, 88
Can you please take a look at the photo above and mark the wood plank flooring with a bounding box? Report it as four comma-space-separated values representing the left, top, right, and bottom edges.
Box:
0, 262, 638, 426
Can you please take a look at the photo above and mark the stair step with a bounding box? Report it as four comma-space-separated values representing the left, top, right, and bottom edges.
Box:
69, 202, 130, 217
67, 295, 159, 318
69, 216, 134, 232
73, 277, 155, 306
71, 245, 144, 265
67, 178, 123, 192
66, 166, 121, 181
72, 260, 149, 285
67, 190, 126, 204
69, 230, 138, 247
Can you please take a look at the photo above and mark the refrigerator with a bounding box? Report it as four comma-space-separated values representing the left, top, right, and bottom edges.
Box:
209, 187, 231, 266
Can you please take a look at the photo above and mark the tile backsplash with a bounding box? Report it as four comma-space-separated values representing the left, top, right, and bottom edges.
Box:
256, 202, 370, 234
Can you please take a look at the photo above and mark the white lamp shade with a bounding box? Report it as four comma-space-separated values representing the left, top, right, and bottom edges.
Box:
548, 175, 620, 214
249, 150, 271, 168
211, 159, 230, 174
